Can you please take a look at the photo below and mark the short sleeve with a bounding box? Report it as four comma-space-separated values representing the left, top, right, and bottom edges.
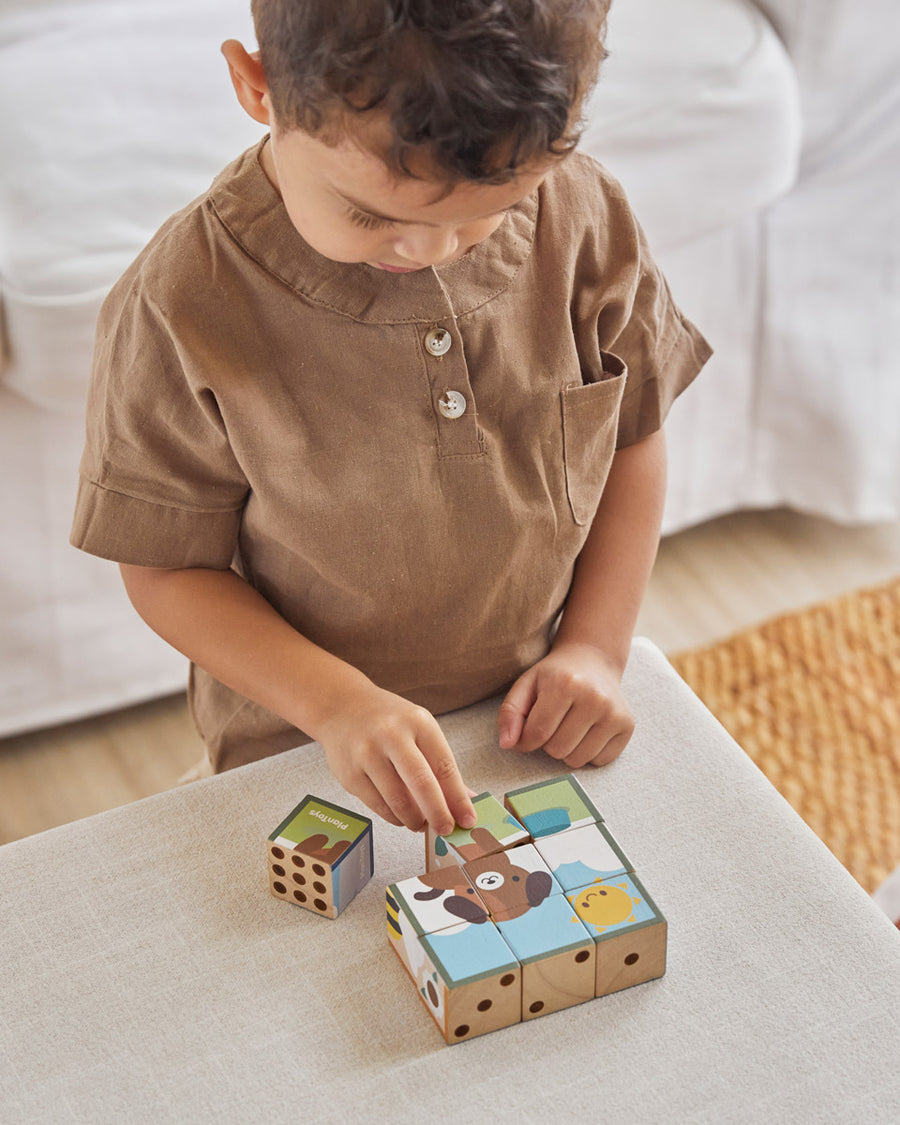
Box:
70, 280, 250, 568
577, 160, 712, 449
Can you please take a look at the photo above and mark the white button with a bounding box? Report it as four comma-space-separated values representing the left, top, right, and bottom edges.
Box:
438, 390, 467, 419
424, 327, 452, 356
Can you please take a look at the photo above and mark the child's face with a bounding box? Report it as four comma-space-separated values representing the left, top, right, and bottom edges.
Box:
261, 122, 548, 273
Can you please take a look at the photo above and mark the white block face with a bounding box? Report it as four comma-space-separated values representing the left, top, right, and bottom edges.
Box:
389, 871, 488, 935
534, 824, 630, 892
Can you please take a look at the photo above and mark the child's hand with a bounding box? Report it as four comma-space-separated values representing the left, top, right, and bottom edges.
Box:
316, 683, 477, 836
497, 642, 634, 768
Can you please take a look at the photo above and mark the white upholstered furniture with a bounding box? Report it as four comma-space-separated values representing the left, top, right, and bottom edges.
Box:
2, 0, 898, 734
2, 641, 899, 1121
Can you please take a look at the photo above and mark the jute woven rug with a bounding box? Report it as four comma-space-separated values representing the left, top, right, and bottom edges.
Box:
670, 575, 900, 894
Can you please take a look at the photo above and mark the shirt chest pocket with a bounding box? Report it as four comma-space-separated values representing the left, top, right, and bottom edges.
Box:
560, 351, 627, 526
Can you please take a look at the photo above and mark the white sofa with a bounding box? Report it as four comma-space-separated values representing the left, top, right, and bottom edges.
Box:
1, 0, 898, 737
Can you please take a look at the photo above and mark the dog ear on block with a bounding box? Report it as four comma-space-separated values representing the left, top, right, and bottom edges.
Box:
387, 868, 490, 943
425, 792, 530, 872
504, 774, 604, 839
567, 871, 667, 997
268, 795, 373, 918
494, 894, 595, 1020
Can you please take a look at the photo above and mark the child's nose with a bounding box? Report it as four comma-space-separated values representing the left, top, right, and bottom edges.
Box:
393, 226, 459, 268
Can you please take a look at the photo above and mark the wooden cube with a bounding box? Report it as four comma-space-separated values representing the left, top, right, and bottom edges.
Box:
387, 868, 489, 939
461, 843, 560, 919
567, 871, 667, 996
418, 922, 522, 1044
267, 795, 373, 918
504, 774, 604, 838
495, 894, 595, 1019
533, 821, 632, 892
425, 792, 530, 872
387, 903, 522, 1045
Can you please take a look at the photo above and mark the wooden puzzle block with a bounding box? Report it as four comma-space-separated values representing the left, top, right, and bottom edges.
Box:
425, 791, 530, 872
504, 775, 604, 838
389, 776, 669, 1043
494, 895, 595, 1019
389, 916, 522, 1044
386, 868, 489, 939
461, 843, 561, 919
567, 872, 667, 996
533, 821, 632, 892
268, 795, 373, 918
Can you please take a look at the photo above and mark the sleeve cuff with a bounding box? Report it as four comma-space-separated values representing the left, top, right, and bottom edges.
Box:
70, 476, 242, 569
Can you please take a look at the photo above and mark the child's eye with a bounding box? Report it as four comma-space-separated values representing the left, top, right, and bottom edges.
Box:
346, 207, 395, 231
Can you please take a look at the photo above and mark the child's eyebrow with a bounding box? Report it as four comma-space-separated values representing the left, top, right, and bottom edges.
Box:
333, 188, 514, 227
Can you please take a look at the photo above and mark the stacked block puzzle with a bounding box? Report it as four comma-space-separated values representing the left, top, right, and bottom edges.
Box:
268, 795, 373, 919
387, 776, 666, 1044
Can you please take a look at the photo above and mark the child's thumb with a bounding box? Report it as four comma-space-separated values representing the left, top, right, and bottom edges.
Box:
497, 673, 536, 750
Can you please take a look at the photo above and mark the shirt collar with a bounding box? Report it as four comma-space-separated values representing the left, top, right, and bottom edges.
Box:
208, 137, 538, 324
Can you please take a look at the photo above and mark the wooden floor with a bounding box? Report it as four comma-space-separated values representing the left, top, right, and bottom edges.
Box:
3, 507, 900, 845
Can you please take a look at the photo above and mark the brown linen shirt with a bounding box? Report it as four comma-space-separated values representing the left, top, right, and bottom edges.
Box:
71, 139, 711, 770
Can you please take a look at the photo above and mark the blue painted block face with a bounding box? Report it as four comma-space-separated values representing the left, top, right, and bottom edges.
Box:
421, 921, 520, 988
534, 823, 631, 891
495, 895, 593, 963
567, 873, 663, 938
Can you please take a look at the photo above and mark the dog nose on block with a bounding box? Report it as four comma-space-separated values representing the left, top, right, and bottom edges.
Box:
267, 794, 373, 919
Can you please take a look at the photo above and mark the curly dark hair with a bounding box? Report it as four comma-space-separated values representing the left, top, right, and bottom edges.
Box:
251, 0, 611, 183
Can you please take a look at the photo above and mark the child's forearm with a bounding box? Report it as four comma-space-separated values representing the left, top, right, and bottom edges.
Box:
554, 427, 667, 671
118, 563, 476, 835
119, 563, 370, 733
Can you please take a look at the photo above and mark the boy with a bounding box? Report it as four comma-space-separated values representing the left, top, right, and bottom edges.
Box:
71, 1, 710, 839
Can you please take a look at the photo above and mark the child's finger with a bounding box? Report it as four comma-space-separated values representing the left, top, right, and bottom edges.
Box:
408, 727, 477, 835
360, 753, 430, 832
541, 703, 596, 761
348, 774, 405, 828
515, 690, 572, 754
498, 671, 537, 749
574, 726, 633, 769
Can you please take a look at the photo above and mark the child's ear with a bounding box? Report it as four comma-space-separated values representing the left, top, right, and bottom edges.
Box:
222, 39, 272, 126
